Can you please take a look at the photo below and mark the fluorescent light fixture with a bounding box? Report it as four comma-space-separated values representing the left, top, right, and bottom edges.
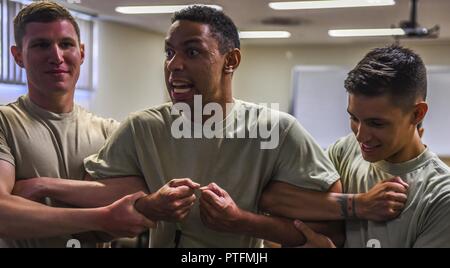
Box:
269, 0, 395, 10
328, 28, 405, 37
239, 31, 291, 39
115, 5, 222, 14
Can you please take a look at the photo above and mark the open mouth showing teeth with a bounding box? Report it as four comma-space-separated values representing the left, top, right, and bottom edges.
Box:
170, 81, 195, 101
173, 88, 191, 93
171, 81, 194, 92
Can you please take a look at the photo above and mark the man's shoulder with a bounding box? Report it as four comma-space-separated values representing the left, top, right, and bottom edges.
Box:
419, 166, 450, 219
236, 99, 297, 129
76, 105, 120, 131
0, 97, 24, 116
330, 134, 358, 152
327, 134, 361, 167
123, 102, 173, 129
0, 96, 29, 125
421, 156, 450, 191
128, 102, 172, 120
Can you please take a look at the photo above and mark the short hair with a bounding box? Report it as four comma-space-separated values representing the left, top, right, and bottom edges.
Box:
172, 5, 240, 54
345, 45, 427, 109
14, 1, 80, 48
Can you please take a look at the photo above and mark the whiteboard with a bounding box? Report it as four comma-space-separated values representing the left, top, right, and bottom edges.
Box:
291, 65, 450, 157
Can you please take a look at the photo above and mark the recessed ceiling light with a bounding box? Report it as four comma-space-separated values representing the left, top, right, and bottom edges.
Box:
269, 0, 395, 10
239, 31, 291, 39
115, 5, 223, 14
328, 28, 405, 37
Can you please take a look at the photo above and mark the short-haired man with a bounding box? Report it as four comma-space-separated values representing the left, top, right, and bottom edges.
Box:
265, 45, 450, 248
0, 1, 153, 248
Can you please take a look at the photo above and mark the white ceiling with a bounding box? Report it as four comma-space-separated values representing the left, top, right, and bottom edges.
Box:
60, 0, 450, 45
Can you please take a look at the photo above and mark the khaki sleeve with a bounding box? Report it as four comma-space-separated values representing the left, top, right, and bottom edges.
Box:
271, 120, 340, 192
326, 136, 349, 174
413, 186, 450, 248
84, 116, 141, 179
105, 119, 121, 138
0, 118, 14, 166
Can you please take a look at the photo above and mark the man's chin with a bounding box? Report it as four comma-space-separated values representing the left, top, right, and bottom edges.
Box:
46, 82, 74, 92
361, 152, 383, 163
171, 98, 194, 105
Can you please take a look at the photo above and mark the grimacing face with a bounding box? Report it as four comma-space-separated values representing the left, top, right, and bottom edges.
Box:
347, 93, 418, 163
164, 20, 229, 109
12, 19, 84, 96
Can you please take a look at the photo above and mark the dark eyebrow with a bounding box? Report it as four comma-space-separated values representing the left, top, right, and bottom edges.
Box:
183, 38, 203, 46
61, 37, 76, 42
29, 37, 76, 45
29, 38, 50, 44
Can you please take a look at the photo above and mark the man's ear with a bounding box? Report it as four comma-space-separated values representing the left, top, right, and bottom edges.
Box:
11, 45, 24, 68
80, 43, 85, 65
412, 101, 428, 125
224, 48, 241, 74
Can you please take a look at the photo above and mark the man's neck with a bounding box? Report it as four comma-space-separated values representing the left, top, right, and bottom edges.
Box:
385, 134, 426, 163
28, 90, 74, 114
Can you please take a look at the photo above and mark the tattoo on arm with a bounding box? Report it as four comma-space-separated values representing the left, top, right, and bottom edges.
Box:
338, 194, 357, 219
337, 195, 349, 219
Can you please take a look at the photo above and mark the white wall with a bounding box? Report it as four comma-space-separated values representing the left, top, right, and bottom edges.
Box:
234, 42, 450, 112
90, 21, 168, 121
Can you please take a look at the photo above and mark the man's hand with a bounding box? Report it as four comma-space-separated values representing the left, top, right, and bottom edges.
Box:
199, 183, 246, 233
356, 177, 409, 221
134, 178, 200, 222
12, 177, 49, 203
293, 220, 336, 248
100, 191, 156, 238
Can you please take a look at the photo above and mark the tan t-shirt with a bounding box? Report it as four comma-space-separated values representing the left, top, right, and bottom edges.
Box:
328, 134, 450, 248
85, 99, 340, 248
0, 95, 119, 248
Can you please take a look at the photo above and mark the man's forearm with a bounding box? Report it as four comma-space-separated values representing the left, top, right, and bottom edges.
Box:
238, 210, 306, 246
260, 182, 359, 221
237, 211, 344, 247
26, 176, 147, 208
0, 194, 105, 239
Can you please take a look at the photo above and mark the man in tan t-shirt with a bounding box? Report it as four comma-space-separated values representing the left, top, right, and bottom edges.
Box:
263, 45, 450, 248
0, 1, 154, 248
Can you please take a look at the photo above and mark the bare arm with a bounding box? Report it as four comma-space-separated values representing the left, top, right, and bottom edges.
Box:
227, 210, 343, 247
13, 174, 148, 208
259, 181, 345, 246
0, 160, 153, 240
260, 178, 408, 221
260, 180, 350, 221
199, 183, 344, 247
